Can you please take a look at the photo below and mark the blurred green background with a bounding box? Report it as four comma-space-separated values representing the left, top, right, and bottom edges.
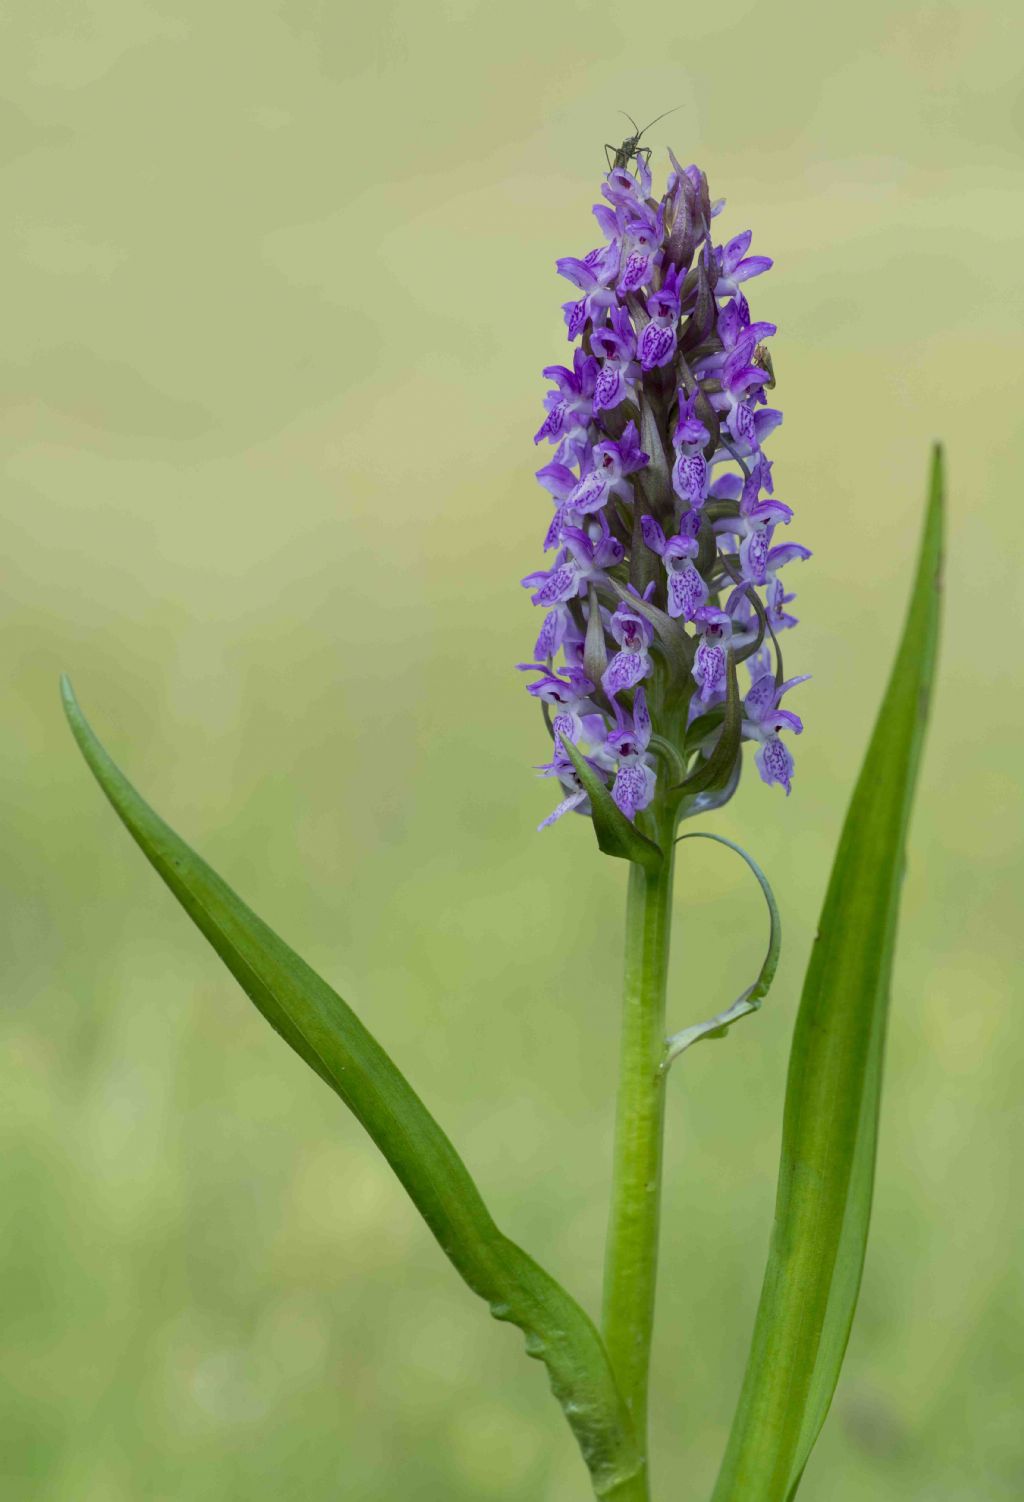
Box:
2, 1, 1021, 1498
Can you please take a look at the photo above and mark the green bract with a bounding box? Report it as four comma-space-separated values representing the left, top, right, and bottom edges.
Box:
560, 730, 665, 870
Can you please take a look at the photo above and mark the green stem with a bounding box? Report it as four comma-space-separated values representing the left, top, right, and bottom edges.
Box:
602, 1468, 653, 1502
602, 827, 676, 1473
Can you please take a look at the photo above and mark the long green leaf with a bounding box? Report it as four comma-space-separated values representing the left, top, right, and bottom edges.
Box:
61, 678, 646, 1502
711, 446, 944, 1502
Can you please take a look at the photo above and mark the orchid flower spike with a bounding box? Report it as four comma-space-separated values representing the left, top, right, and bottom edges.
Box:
524, 150, 810, 834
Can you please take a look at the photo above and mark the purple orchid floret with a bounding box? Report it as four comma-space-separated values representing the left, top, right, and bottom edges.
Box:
608, 687, 657, 820
671, 391, 712, 509
522, 144, 811, 831
638, 265, 683, 371
641, 512, 707, 621
569, 421, 650, 515
602, 602, 655, 698
590, 307, 640, 412
522, 512, 624, 607
692, 607, 732, 703
533, 351, 598, 454
742, 652, 810, 795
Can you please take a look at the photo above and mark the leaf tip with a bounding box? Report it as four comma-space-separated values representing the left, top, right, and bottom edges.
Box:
59, 673, 80, 723
926, 443, 946, 594
59, 676, 96, 765
929, 442, 945, 508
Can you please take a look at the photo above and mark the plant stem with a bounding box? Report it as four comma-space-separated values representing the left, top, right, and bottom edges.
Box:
602, 827, 676, 1472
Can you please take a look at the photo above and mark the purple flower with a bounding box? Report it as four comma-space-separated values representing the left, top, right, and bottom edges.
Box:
522, 147, 808, 833
766, 577, 801, 631
569, 421, 650, 515
743, 654, 810, 794
520, 663, 600, 749
538, 716, 616, 829
532, 603, 571, 661
703, 336, 773, 449
692, 606, 732, 703
520, 662, 595, 709
670, 390, 711, 508
711, 460, 803, 587
537, 778, 589, 830
674, 388, 710, 449
602, 601, 654, 698
608, 687, 657, 820
590, 307, 639, 413
616, 206, 663, 295
715, 293, 776, 357
637, 267, 682, 370
764, 541, 812, 594
604, 157, 653, 206
535, 460, 579, 549
641, 512, 708, 620
673, 451, 709, 510
522, 512, 624, 607
558, 243, 620, 339
715, 231, 773, 297
533, 350, 597, 449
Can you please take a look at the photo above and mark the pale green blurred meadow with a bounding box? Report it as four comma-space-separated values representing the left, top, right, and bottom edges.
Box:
2, 1, 1022, 1498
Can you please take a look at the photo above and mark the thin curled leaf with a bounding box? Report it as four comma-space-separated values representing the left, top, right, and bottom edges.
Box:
663, 833, 780, 1067
711, 446, 945, 1502
61, 678, 646, 1502
559, 732, 664, 872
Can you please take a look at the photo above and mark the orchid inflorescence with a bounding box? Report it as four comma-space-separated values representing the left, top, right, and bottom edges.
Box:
521, 152, 811, 832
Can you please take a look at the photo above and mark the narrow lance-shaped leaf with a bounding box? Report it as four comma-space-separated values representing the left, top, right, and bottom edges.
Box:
61, 678, 647, 1502
711, 446, 945, 1502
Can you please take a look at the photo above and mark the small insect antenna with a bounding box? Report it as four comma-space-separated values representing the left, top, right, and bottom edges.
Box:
634, 105, 684, 143
618, 110, 640, 137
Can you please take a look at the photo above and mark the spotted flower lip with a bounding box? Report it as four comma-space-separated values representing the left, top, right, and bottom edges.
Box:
742, 652, 811, 795
522, 149, 811, 832
602, 603, 655, 699
569, 422, 649, 515
609, 687, 657, 818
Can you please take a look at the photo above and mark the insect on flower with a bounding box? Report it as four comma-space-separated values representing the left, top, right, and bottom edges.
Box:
753, 342, 776, 390
604, 107, 682, 172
